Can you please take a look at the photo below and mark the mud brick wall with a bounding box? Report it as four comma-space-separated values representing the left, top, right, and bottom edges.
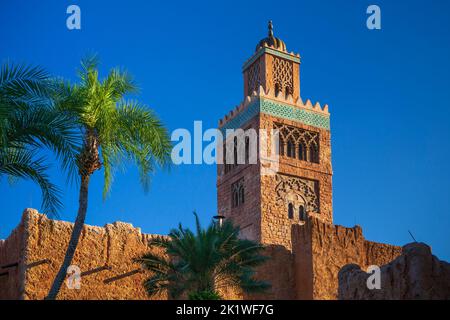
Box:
0, 209, 265, 300
292, 217, 402, 300
220, 245, 296, 300
338, 243, 450, 300
1, 209, 405, 300
0, 218, 27, 299
0, 209, 166, 300
248, 244, 296, 300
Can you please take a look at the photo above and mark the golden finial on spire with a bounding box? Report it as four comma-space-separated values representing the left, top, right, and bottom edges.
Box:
268, 20, 274, 37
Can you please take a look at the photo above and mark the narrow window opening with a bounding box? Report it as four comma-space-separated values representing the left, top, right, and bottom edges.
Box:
287, 140, 295, 158
245, 136, 249, 164
299, 205, 306, 221
279, 138, 285, 156
298, 143, 305, 160
239, 186, 245, 205
309, 144, 319, 163
288, 203, 294, 219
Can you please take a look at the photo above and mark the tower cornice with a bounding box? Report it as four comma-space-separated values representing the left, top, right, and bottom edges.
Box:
219, 89, 330, 133
242, 46, 301, 72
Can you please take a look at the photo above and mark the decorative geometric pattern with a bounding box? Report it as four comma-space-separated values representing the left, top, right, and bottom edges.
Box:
221, 101, 260, 135
260, 99, 330, 130
274, 122, 319, 163
247, 61, 261, 96
272, 57, 293, 97
220, 98, 330, 135
242, 47, 300, 71
275, 174, 320, 213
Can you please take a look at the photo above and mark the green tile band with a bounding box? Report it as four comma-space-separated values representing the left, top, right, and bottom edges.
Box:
220, 98, 330, 134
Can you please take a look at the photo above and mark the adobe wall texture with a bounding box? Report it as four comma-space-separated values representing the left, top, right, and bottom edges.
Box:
0, 209, 166, 300
292, 217, 402, 300
0, 217, 27, 299
219, 244, 296, 300
338, 242, 450, 300
1, 209, 403, 300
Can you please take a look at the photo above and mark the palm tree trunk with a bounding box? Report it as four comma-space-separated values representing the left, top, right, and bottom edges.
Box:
45, 174, 91, 300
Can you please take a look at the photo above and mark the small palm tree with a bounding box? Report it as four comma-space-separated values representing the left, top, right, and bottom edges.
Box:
137, 213, 270, 300
0, 63, 78, 215
46, 56, 172, 299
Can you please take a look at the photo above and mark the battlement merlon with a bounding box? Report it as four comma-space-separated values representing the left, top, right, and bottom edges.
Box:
218, 86, 330, 133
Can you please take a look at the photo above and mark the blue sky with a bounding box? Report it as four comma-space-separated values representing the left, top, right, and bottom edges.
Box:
1, 0, 449, 260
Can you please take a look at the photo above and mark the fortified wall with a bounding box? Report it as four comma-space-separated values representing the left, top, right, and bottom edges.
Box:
291, 218, 401, 299
0, 209, 401, 300
338, 242, 450, 300
0, 209, 165, 300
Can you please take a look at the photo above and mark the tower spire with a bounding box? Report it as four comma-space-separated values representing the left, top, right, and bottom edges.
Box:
256, 20, 287, 52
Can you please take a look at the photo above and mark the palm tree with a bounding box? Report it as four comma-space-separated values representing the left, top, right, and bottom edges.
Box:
136, 213, 270, 300
46, 56, 172, 299
0, 63, 78, 215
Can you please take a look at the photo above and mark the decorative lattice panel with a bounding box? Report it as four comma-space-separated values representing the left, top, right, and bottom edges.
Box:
247, 62, 261, 96
272, 57, 293, 96
273, 123, 319, 148
275, 174, 320, 213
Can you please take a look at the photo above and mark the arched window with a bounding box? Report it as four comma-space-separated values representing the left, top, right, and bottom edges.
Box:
299, 205, 305, 221
298, 143, 305, 160
279, 138, 285, 156
285, 86, 291, 98
275, 83, 282, 97
288, 203, 294, 219
239, 186, 245, 205
309, 144, 319, 163
232, 189, 239, 208
287, 139, 295, 158
231, 178, 245, 208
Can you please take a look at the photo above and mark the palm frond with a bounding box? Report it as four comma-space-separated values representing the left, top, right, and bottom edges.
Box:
0, 147, 62, 216
0, 62, 81, 216
139, 214, 270, 299
0, 62, 50, 104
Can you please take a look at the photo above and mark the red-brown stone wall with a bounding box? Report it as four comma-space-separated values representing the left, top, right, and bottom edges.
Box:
258, 113, 333, 250
292, 217, 401, 300
1, 209, 166, 300
217, 117, 262, 242
0, 217, 26, 299
1, 210, 405, 300
338, 243, 450, 300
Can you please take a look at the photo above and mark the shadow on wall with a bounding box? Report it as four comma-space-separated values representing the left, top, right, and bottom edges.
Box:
338, 242, 450, 300
0, 209, 167, 300
246, 244, 296, 300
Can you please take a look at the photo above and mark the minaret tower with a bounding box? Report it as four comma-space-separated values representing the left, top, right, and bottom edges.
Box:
217, 21, 333, 249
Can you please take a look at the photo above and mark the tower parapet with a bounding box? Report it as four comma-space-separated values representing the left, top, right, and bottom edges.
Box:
218, 85, 330, 132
